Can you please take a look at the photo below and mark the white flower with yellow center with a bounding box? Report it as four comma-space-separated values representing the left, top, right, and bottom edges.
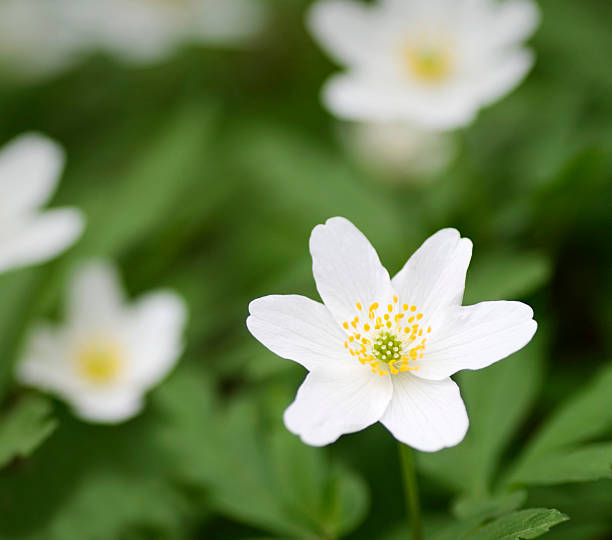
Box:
247, 218, 537, 450
308, 0, 540, 129
0, 133, 84, 273
16, 261, 187, 423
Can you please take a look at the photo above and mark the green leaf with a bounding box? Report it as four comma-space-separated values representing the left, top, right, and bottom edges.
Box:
517, 362, 612, 457
452, 491, 527, 521
418, 336, 544, 496
507, 362, 612, 486
0, 410, 192, 540
0, 394, 57, 468
154, 364, 369, 539
431, 509, 569, 540
509, 442, 612, 486
469, 508, 569, 540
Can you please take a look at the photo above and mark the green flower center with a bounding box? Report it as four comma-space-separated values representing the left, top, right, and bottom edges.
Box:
372, 331, 403, 363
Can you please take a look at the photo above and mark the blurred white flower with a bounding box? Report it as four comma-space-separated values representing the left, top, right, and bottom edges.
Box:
0, 0, 266, 77
308, 0, 539, 129
59, 0, 268, 64
247, 217, 537, 450
16, 261, 187, 424
0, 133, 84, 273
0, 0, 78, 79
341, 121, 456, 180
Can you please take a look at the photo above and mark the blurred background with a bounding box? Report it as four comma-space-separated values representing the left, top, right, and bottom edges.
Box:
0, 0, 611, 538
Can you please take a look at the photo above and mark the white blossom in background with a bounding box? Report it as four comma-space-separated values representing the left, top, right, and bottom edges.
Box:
308, 0, 540, 130
16, 261, 187, 423
247, 217, 537, 450
0, 134, 84, 273
59, 0, 268, 64
0, 0, 78, 79
0, 0, 266, 78
341, 121, 456, 180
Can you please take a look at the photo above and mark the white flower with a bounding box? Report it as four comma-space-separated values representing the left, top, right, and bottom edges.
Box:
58, 0, 268, 64
341, 121, 456, 180
0, 133, 84, 273
247, 218, 537, 451
16, 261, 187, 424
308, 0, 540, 130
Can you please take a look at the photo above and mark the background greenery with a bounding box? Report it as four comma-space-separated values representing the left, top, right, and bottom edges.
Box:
0, 0, 611, 538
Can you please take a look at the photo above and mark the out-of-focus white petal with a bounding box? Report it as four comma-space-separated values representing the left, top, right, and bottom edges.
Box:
380, 373, 468, 451
69, 390, 144, 424
307, 0, 380, 67
284, 364, 392, 446
126, 291, 187, 388
417, 301, 537, 380
0, 209, 84, 273
310, 217, 395, 324
247, 294, 351, 372
67, 260, 126, 329
15, 325, 80, 396
476, 49, 534, 106
486, 0, 540, 49
392, 229, 472, 327
0, 133, 65, 217
323, 74, 479, 130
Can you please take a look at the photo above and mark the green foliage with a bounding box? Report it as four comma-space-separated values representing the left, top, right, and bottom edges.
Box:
0, 0, 610, 538
507, 363, 612, 486
467, 509, 569, 540
154, 364, 369, 539
0, 394, 56, 468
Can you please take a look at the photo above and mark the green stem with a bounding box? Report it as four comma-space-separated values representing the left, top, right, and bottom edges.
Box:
398, 443, 423, 540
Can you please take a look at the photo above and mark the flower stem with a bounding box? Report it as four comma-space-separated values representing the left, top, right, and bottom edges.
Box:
398, 443, 423, 540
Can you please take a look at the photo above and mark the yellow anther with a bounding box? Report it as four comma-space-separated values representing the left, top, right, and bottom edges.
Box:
388, 304, 393, 312
356, 302, 362, 311
364, 323, 370, 331
393, 295, 398, 303
410, 306, 417, 312
369, 302, 379, 311
417, 313, 423, 320
342, 322, 349, 329
403, 304, 409, 311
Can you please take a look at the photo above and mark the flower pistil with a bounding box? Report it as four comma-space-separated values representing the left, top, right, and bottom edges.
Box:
343, 298, 431, 376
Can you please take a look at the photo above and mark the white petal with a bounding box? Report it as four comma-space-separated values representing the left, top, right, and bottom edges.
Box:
309, 217, 394, 324
0, 209, 84, 273
16, 325, 81, 396
125, 291, 187, 388
67, 260, 126, 330
476, 49, 534, 106
380, 373, 468, 452
0, 133, 65, 217
69, 389, 144, 424
392, 229, 472, 327
307, 0, 380, 67
284, 364, 392, 446
247, 294, 350, 372
417, 301, 537, 380
486, 0, 540, 50
323, 74, 479, 130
